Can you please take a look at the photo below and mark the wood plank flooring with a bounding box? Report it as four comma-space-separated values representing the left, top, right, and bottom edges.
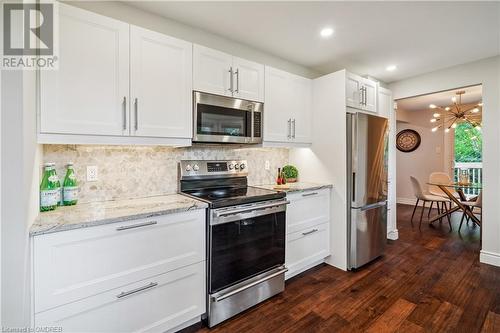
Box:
190, 204, 500, 332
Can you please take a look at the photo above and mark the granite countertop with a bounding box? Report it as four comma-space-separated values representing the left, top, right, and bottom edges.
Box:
30, 194, 208, 236
252, 182, 333, 193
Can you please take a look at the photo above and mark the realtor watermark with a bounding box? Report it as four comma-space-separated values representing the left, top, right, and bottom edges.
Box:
1, 1, 58, 70
1, 327, 62, 333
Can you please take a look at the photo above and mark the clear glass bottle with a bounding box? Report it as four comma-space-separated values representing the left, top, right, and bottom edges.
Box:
63, 162, 78, 206
40, 163, 59, 212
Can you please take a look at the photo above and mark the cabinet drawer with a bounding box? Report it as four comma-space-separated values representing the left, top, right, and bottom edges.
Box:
286, 223, 329, 277
33, 209, 205, 313
35, 261, 206, 333
286, 189, 330, 234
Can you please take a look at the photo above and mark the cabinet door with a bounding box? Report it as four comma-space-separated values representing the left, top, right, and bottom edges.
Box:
264, 66, 292, 142
290, 76, 312, 143
130, 26, 192, 138
35, 262, 205, 333
233, 57, 264, 102
346, 72, 363, 110
362, 78, 378, 112
40, 4, 129, 136
193, 45, 233, 96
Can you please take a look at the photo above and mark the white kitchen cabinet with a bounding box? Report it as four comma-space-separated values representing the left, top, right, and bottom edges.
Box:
40, 3, 130, 136
232, 57, 265, 102
378, 87, 397, 239
264, 66, 312, 145
193, 45, 233, 97
130, 26, 192, 138
32, 209, 206, 333
346, 72, 378, 113
285, 188, 331, 279
193, 45, 265, 102
35, 261, 205, 333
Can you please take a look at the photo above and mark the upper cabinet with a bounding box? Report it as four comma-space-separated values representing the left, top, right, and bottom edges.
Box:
346, 72, 378, 113
130, 26, 192, 139
264, 66, 312, 145
40, 4, 130, 137
39, 4, 192, 146
193, 45, 264, 102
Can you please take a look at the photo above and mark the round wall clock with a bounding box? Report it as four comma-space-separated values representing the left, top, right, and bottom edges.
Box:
396, 129, 421, 152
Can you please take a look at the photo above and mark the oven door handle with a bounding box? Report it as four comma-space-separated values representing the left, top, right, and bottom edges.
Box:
212, 266, 288, 302
214, 200, 290, 217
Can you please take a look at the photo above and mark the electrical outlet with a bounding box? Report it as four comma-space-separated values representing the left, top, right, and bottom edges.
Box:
86, 166, 98, 182
265, 161, 270, 170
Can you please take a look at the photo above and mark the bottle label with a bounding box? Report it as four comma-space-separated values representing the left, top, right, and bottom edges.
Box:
40, 189, 58, 207
48, 175, 58, 182
63, 186, 79, 202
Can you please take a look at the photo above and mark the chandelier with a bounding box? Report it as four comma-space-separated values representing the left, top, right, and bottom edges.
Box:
430, 90, 482, 133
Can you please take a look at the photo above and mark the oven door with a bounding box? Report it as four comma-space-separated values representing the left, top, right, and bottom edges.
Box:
208, 199, 287, 293
193, 91, 262, 144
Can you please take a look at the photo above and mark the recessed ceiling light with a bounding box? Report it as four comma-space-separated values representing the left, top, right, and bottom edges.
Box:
386, 65, 397, 71
320, 27, 334, 38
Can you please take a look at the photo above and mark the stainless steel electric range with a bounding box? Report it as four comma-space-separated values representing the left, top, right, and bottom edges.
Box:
179, 160, 288, 327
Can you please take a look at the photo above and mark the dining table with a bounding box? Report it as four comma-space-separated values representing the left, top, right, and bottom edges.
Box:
427, 182, 482, 227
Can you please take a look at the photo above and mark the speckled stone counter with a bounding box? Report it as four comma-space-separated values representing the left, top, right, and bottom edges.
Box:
30, 194, 207, 236
252, 182, 333, 193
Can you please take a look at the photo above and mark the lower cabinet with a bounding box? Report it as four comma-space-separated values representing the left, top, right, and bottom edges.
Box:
285, 189, 331, 279
32, 209, 206, 332
34, 262, 205, 333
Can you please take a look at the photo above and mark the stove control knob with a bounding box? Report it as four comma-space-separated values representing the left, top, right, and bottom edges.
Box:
193, 164, 200, 171
185, 164, 192, 171
228, 163, 234, 170
234, 163, 240, 170
240, 163, 246, 170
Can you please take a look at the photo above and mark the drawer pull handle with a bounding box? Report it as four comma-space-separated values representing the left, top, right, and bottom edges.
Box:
302, 228, 318, 236
302, 192, 318, 197
116, 221, 157, 231
116, 282, 158, 299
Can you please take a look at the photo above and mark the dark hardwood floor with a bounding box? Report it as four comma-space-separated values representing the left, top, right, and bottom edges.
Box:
192, 204, 500, 333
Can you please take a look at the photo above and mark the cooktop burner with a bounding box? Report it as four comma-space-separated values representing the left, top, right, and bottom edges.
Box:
179, 160, 284, 208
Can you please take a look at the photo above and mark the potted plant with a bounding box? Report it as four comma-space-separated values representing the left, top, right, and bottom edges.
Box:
282, 165, 298, 183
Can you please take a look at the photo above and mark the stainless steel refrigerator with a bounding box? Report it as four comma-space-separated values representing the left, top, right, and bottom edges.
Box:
347, 112, 389, 270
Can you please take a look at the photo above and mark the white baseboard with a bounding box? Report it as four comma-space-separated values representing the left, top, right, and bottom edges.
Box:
387, 229, 399, 240
480, 250, 500, 267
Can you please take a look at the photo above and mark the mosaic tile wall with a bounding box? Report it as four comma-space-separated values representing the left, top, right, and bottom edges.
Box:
43, 145, 289, 203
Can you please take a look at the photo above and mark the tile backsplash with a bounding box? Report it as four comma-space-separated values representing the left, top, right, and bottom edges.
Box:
43, 145, 289, 204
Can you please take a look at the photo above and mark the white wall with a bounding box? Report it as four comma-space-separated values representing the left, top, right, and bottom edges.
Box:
65, 1, 318, 79
390, 56, 500, 267
290, 70, 348, 270
396, 122, 445, 202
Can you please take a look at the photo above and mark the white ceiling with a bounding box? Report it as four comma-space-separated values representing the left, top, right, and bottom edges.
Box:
127, 1, 500, 82
396, 85, 482, 112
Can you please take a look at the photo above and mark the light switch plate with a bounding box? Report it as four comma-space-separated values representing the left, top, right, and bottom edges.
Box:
265, 161, 270, 170
86, 166, 98, 182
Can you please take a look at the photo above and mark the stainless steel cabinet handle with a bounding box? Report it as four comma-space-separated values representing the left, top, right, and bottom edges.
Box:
122, 96, 127, 130
292, 119, 296, 138
302, 229, 318, 236
228, 67, 234, 93
215, 200, 290, 217
134, 98, 138, 131
116, 282, 158, 299
235, 69, 239, 93
116, 221, 157, 231
302, 192, 318, 197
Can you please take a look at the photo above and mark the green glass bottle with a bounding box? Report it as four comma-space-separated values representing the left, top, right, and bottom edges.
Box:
40, 163, 59, 212
63, 162, 78, 206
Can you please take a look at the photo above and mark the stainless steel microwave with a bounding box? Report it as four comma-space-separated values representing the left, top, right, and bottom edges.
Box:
193, 91, 263, 144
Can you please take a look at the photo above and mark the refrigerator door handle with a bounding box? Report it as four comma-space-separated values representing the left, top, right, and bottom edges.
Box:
352, 172, 356, 202
360, 201, 387, 211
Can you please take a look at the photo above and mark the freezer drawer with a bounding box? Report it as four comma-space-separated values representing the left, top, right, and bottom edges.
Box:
349, 203, 387, 269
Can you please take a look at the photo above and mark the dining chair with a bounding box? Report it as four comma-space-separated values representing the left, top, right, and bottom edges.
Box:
428, 172, 458, 217
459, 192, 482, 232
410, 176, 452, 229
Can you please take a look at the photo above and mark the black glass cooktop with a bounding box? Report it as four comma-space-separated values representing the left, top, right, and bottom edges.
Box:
182, 186, 285, 208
